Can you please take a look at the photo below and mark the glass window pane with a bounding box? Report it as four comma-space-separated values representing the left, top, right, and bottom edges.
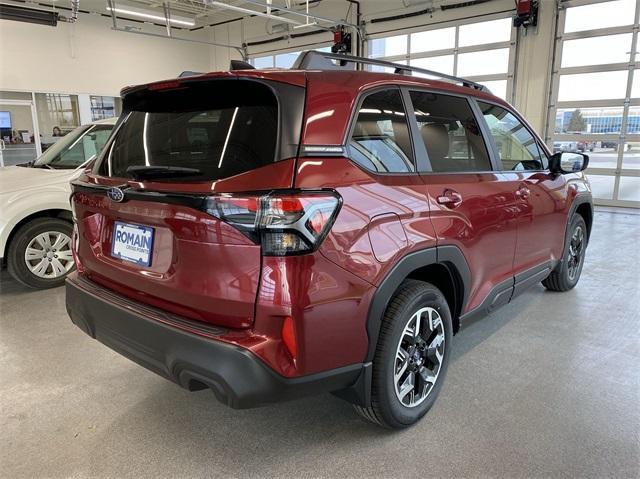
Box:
457, 48, 509, 77
564, 0, 636, 33
275, 52, 299, 68
102, 82, 278, 181
561, 33, 632, 68
458, 18, 512, 47
582, 141, 620, 168
90, 96, 119, 121
349, 89, 414, 173
622, 142, 640, 169
252, 56, 274, 68
585, 174, 615, 199
479, 80, 508, 100
35, 93, 80, 150
555, 107, 626, 134
369, 35, 407, 58
410, 55, 454, 75
411, 91, 491, 173
557, 71, 628, 101
410, 27, 455, 54
631, 71, 640, 98
479, 101, 545, 170
0, 104, 38, 165
618, 176, 640, 201
627, 107, 640, 133
34, 124, 114, 169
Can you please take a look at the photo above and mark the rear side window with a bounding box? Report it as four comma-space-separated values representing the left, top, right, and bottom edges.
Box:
409, 91, 492, 173
478, 101, 547, 170
99, 81, 278, 181
348, 89, 415, 173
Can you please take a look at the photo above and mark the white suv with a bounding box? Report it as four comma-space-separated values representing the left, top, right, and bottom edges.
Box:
0, 117, 116, 288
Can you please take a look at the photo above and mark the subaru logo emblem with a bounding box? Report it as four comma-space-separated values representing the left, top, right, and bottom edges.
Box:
107, 187, 125, 203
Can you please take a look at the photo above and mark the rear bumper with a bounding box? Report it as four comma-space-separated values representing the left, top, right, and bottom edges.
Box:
65, 273, 363, 409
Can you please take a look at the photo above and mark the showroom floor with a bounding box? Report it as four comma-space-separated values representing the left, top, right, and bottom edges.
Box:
1, 208, 638, 478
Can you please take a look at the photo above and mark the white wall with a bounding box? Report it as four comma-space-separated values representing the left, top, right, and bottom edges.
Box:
0, 1, 557, 132
0, 14, 212, 96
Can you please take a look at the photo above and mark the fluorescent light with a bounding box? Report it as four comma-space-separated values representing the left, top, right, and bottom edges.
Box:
106, 5, 195, 27
207, 1, 301, 26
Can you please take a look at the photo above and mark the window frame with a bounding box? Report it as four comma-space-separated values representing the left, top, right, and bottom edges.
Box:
343, 85, 424, 175
473, 97, 550, 172
404, 87, 500, 174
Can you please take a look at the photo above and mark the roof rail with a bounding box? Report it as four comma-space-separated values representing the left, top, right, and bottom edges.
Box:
291, 51, 491, 93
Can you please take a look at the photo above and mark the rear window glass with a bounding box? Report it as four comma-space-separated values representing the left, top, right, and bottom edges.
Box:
98, 80, 278, 181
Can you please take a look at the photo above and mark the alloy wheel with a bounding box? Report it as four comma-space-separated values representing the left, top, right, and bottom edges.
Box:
394, 307, 445, 408
567, 225, 585, 281
24, 231, 74, 279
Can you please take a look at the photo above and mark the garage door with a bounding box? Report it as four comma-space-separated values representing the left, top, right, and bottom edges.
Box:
366, 14, 516, 101
546, 0, 640, 207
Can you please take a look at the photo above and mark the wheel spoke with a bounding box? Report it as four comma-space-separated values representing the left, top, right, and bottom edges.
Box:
395, 348, 409, 382
418, 366, 436, 385
35, 233, 52, 249
56, 250, 74, 261
398, 372, 415, 402
50, 258, 67, 277
52, 234, 70, 250
31, 258, 50, 276
25, 247, 45, 260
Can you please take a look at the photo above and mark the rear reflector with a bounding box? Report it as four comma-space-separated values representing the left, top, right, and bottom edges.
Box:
281, 316, 297, 359
204, 190, 341, 256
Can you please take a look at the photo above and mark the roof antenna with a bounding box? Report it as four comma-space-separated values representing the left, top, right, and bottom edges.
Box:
230, 60, 255, 70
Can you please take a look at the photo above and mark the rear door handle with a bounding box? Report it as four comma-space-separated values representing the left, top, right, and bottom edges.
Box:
437, 189, 463, 208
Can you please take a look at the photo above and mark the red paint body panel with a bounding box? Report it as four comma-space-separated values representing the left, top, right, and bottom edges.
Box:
74, 192, 261, 328
421, 173, 518, 312
69, 68, 591, 386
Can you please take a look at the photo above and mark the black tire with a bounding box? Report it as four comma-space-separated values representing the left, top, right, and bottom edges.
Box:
542, 214, 587, 292
354, 280, 453, 428
7, 217, 74, 289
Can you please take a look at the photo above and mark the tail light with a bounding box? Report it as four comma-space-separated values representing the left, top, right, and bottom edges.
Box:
204, 190, 341, 256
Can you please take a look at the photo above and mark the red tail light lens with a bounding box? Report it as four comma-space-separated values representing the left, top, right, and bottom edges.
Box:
204, 190, 341, 256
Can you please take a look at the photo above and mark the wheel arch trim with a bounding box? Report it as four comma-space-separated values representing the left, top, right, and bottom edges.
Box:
364, 245, 471, 363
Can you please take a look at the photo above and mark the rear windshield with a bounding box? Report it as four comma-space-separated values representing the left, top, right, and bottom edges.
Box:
98, 80, 278, 181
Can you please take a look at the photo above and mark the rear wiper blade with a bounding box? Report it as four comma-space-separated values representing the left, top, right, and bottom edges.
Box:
126, 165, 202, 180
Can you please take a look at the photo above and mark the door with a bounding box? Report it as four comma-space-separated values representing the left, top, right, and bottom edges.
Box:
0, 99, 41, 167
408, 89, 518, 314
476, 100, 567, 276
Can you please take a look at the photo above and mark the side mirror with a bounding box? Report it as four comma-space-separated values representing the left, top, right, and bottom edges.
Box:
549, 151, 589, 174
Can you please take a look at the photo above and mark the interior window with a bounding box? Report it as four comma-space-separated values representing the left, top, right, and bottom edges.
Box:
409, 91, 491, 172
478, 102, 547, 170
349, 89, 415, 173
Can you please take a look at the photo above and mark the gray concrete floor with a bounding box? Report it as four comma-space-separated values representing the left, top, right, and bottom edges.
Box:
1, 208, 639, 478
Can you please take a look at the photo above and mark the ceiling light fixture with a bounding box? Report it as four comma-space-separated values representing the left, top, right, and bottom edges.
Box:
105, 5, 195, 27
206, 1, 301, 26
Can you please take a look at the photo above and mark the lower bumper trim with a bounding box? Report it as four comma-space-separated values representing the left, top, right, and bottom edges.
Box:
65, 273, 363, 409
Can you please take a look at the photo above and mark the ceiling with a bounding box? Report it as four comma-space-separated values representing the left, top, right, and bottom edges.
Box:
41, 0, 344, 29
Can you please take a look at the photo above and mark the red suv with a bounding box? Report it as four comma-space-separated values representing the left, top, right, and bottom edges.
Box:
66, 52, 593, 428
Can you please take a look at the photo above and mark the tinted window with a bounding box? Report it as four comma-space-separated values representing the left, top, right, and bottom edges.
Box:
409, 91, 491, 172
100, 81, 278, 181
478, 102, 546, 170
349, 89, 415, 173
